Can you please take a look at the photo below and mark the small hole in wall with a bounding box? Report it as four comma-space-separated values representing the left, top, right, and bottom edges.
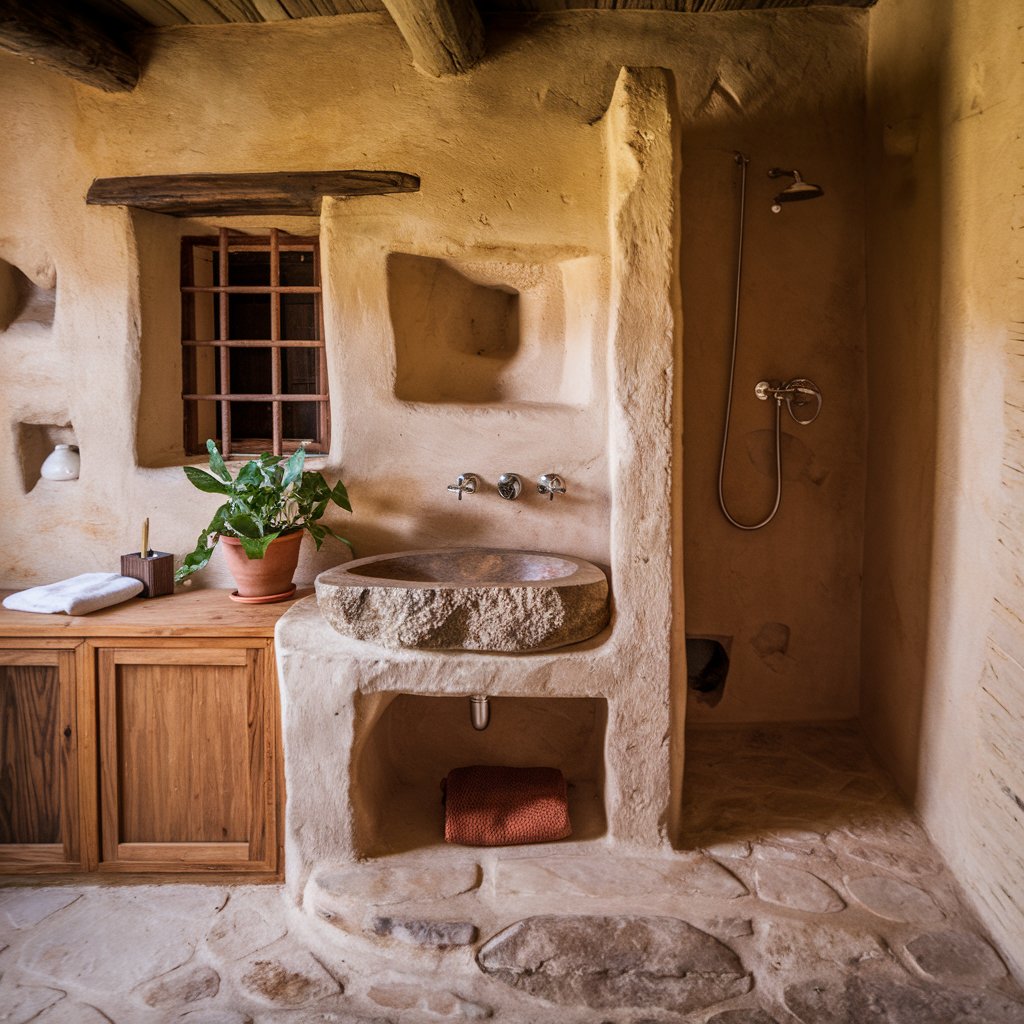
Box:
686, 637, 731, 708
0, 258, 56, 331
17, 422, 78, 493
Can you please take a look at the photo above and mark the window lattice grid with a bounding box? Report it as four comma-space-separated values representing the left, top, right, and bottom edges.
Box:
181, 227, 328, 459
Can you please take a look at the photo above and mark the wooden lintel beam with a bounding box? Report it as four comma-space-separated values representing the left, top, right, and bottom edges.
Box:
0, 0, 139, 93
86, 170, 421, 217
382, 0, 484, 77
686, 0, 874, 8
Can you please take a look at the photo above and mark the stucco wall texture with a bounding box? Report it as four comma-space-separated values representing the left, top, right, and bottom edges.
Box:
0, 9, 868, 728
862, 0, 1024, 980
279, 67, 687, 882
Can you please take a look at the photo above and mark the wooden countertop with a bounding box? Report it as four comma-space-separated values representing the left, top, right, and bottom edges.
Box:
0, 586, 313, 638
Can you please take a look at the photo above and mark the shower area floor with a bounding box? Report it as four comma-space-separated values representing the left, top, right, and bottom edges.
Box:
1, 724, 1021, 1024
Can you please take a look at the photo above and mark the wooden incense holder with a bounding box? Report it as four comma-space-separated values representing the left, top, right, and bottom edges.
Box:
120, 551, 174, 598
121, 518, 173, 597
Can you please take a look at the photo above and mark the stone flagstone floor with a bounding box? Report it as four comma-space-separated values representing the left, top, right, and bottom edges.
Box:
1, 724, 1022, 1023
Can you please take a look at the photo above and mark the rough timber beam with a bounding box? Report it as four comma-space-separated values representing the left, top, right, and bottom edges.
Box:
0, 0, 139, 93
86, 170, 422, 217
382, 0, 484, 77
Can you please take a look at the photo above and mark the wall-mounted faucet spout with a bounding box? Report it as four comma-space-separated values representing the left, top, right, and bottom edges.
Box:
498, 473, 522, 500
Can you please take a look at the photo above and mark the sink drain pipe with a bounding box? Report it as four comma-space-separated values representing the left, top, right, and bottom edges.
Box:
470, 695, 490, 731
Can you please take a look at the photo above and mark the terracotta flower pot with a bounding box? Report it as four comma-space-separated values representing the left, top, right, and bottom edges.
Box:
220, 531, 303, 599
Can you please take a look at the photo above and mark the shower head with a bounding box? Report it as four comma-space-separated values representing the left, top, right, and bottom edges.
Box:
767, 167, 824, 211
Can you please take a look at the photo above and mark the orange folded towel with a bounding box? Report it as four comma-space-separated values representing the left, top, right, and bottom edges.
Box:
442, 765, 572, 847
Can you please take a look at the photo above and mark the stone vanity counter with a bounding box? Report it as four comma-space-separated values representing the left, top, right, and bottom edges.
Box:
274, 589, 667, 891
282, 589, 615, 698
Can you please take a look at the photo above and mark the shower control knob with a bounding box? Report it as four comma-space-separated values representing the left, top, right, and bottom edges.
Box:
754, 380, 778, 401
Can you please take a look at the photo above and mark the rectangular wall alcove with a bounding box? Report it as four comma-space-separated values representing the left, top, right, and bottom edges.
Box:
0, 258, 56, 332
17, 422, 77, 493
388, 252, 599, 407
351, 694, 607, 857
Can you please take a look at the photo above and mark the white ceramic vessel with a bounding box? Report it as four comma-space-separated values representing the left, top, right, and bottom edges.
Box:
40, 443, 80, 481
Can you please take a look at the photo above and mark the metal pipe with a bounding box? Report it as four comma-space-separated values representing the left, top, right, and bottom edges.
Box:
470, 695, 490, 731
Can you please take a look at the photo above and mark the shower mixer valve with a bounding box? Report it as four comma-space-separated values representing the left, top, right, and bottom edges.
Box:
755, 378, 822, 425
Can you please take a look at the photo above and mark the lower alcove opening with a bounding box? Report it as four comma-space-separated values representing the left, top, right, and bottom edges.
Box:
351, 693, 608, 858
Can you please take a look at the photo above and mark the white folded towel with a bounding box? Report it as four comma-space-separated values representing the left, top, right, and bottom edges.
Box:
3, 573, 145, 615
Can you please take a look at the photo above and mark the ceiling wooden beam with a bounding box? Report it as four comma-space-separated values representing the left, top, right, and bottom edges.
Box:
86, 170, 421, 216
480, 0, 874, 9
381, 0, 484, 77
0, 0, 139, 93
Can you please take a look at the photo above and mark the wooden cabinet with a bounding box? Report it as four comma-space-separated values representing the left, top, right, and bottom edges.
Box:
95, 640, 277, 873
0, 641, 95, 872
0, 590, 296, 877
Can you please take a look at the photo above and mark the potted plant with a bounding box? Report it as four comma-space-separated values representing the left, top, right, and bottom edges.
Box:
175, 440, 352, 602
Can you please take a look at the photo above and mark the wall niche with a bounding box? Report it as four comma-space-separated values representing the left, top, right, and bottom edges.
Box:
17, 422, 77, 492
388, 252, 598, 407
352, 693, 607, 857
0, 258, 56, 332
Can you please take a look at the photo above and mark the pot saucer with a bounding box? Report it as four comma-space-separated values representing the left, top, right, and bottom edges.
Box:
229, 584, 297, 604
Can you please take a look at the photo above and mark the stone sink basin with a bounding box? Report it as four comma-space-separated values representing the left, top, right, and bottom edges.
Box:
315, 547, 610, 653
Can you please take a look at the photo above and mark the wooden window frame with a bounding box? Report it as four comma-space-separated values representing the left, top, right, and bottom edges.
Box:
181, 227, 328, 458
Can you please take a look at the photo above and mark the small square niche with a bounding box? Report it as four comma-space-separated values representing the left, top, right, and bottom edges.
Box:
0, 259, 56, 332
388, 252, 596, 407
17, 422, 77, 492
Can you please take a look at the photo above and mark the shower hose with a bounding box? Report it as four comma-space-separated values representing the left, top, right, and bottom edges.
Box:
717, 151, 781, 531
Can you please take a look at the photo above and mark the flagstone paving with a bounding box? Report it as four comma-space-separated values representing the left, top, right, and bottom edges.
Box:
1, 724, 1021, 1023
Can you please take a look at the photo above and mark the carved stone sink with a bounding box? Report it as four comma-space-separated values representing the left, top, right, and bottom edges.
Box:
315, 547, 610, 652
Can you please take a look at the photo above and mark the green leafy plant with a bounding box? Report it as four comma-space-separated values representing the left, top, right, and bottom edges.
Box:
175, 440, 352, 583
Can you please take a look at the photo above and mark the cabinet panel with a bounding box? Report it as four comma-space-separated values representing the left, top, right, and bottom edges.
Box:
0, 644, 93, 871
1, 662, 61, 844
97, 642, 276, 872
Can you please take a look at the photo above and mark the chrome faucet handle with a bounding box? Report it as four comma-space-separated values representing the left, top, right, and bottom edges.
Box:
537, 474, 566, 501
447, 473, 478, 501
497, 473, 522, 500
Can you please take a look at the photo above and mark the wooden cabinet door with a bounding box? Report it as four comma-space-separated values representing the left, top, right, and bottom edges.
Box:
95, 641, 277, 873
0, 642, 95, 872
